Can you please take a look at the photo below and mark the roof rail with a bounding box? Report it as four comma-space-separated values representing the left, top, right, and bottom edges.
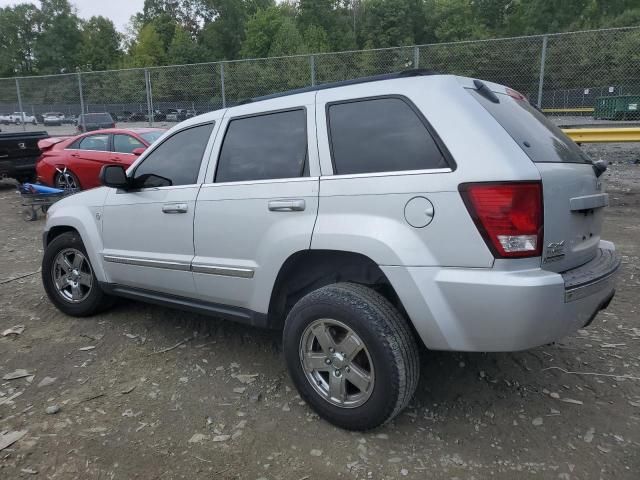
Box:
243, 69, 438, 104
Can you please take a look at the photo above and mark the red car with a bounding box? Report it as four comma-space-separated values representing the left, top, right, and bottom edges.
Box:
36, 128, 165, 190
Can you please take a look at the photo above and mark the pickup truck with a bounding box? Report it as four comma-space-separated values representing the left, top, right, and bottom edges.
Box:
2, 112, 38, 125
0, 131, 49, 182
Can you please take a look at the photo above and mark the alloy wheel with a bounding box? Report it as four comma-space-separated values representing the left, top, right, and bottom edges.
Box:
51, 248, 93, 303
299, 318, 375, 408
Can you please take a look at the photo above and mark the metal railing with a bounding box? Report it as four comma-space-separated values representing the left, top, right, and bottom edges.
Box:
1, 26, 639, 133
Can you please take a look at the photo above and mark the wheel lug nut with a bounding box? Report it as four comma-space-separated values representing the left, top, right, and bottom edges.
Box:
325, 358, 331, 364
346, 367, 351, 373
329, 347, 335, 353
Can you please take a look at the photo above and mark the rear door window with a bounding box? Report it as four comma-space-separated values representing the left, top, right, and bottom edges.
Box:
78, 134, 110, 151
469, 89, 590, 164
327, 97, 448, 175
215, 109, 307, 183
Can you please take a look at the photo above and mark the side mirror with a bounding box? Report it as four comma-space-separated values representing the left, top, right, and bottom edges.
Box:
132, 147, 146, 156
100, 165, 129, 189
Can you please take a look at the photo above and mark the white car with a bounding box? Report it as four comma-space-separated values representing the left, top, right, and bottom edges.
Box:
43, 112, 65, 126
6, 112, 37, 125
41, 71, 619, 430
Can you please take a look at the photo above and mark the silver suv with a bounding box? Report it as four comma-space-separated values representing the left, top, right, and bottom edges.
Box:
41, 71, 620, 430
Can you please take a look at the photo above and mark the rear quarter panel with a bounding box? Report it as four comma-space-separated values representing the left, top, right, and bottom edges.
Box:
313, 75, 542, 268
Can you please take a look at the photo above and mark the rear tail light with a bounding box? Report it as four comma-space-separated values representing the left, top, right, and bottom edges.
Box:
460, 182, 543, 258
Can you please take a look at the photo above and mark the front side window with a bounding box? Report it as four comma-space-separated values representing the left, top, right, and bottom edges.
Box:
78, 134, 109, 151
114, 134, 145, 154
133, 123, 214, 188
215, 109, 307, 183
327, 97, 448, 175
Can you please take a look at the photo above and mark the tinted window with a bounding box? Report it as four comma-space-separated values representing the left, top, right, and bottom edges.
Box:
82, 113, 113, 123
78, 134, 109, 151
470, 89, 590, 164
328, 98, 447, 175
215, 109, 307, 183
114, 134, 145, 154
134, 123, 214, 188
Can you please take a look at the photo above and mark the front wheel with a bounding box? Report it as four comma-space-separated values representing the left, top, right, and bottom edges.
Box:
283, 283, 420, 430
42, 232, 113, 316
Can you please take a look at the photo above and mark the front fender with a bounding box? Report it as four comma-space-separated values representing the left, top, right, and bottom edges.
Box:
45, 189, 109, 282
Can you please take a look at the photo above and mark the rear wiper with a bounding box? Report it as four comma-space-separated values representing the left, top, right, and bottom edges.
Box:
592, 159, 608, 178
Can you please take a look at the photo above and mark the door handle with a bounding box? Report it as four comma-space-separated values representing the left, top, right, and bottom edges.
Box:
268, 199, 306, 212
162, 203, 188, 214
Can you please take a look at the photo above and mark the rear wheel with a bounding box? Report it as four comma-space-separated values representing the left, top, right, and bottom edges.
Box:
283, 283, 420, 430
42, 232, 113, 316
54, 169, 80, 191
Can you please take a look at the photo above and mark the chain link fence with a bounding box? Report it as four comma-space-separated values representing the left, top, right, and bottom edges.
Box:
1, 26, 639, 134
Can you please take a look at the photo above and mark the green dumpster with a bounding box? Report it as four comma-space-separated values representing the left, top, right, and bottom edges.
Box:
593, 95, 640, 120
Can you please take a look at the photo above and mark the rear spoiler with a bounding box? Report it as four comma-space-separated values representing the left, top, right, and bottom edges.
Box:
38, 137, 70, 151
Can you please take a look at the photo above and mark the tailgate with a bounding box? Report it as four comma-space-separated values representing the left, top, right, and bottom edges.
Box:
469, 86, 605, 272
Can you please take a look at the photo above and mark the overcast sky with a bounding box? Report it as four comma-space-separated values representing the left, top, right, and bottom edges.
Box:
0, 0, 145, 32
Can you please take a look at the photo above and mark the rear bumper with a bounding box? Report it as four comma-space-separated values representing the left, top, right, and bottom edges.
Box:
382, 242, 620, 352
0, 158, 37, 178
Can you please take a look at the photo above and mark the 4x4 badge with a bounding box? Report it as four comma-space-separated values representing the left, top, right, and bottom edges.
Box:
545, 240, 565, 262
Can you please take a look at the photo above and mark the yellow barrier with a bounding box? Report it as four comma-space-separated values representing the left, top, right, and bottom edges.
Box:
544, 107, 595, 113
562, 127, 640, 143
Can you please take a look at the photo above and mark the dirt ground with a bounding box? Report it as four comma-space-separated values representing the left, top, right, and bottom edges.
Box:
1, 145, 639, 480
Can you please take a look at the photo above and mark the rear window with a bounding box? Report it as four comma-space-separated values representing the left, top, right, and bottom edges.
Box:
327, 97, 448, 175
82, 113, 113, 123
469, 89, 590, 164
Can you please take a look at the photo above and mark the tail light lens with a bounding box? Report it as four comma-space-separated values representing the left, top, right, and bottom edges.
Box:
460, 182, 543, 258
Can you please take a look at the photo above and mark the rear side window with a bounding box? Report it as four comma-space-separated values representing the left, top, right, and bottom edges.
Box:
78, 134, 109, 151
215, 109, 307, 183
134, 123, 214, 188
327, 97, 448, 175
469, 89, 590, 164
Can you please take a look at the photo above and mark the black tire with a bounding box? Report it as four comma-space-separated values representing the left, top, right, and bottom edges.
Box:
283, 282, 420, 430
42, 231, 113, 317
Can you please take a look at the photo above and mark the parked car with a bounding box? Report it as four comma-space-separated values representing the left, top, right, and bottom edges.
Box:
149, 110, 166, 122
165, 109, 188, 122
5, 112, 38, 125
43, 112, 66, 126
41, 71, 620, 431
77, 113, 115, 132
0, 131, 49, 182
128, 112, 146, 122
36, 128, 165, 190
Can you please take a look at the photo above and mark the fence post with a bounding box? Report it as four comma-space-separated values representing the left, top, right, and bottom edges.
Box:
413, 46, 420, 69
536, 35, 548, 109
15, 78, 26, 132
310, 55, 316, 86
144, 69, 154, 126
77, 72, 86, 131
220, 63, 226, 108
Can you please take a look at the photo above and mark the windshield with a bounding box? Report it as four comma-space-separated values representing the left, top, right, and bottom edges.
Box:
139, 131, 164, 144
469, 89, 591, 164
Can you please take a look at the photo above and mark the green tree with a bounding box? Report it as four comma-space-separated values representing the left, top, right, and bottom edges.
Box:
0, 4, 40, 75
79, 16, 122, 71
167, 25, 203, 64
361, 0, 416, 48
241, 5, 291, 58
34, 0, 83, 73
269, 16, 306, 56
129, 24, 166, 67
